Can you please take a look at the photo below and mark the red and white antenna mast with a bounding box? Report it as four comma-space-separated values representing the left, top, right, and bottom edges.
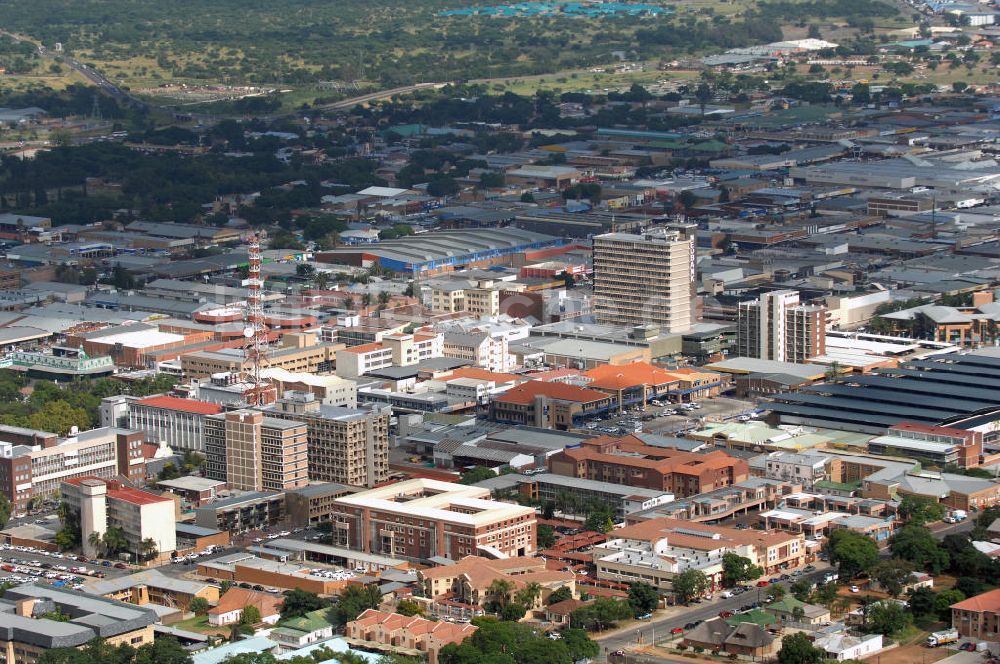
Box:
242, 233, 275, 406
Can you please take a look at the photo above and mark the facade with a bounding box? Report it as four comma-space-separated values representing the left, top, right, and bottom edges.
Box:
442, 331, 512, 373
205, 410, 309, 492
285, 483, 359, 528
62, 477, 177, 561
180, 333, 340, 377
490, 380, 615, 430
347, 609, 478, 664
0, 584, 157, 659
264, 392, 391, 488
194, 491, 286, 534
869, 423, 983, 469
737, 290, 826, 363
594, 518, 805, 594
329, 478, 537, 562
121, 395, 223, 452
547, 435, 749, 497
593, 225, 696, 333
0, 426, 145, 514
952, 588, 1000, 639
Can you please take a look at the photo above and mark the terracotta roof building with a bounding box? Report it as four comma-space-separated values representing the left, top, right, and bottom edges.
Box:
346, 609, 477, 664
952, 588, 1000, 639
208, 587, 282, 626
548, 434, 748, 496
490, 381, 615, 430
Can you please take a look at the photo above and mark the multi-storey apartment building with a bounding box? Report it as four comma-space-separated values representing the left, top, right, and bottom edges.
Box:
62, 477, 177, 561
263, 391, 390, 488
329, 478, 537, 562
593, 225, 697, 333
737, 290, 826, 363
204, 410, 308, 492
0, 426, 145, 514
547, 434, 749, 497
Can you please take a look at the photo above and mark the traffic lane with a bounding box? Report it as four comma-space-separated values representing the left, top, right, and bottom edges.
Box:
596, 568, 833, 655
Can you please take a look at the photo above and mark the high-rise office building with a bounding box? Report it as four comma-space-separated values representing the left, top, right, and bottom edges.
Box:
593, 225, 696, 333
264, 391, 391, 488
204, 410, 308, 492
737, 290, 826, 363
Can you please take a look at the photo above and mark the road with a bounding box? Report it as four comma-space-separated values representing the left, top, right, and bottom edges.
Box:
596, 518, 976, 660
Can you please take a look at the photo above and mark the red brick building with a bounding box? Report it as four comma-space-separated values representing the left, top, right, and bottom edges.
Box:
548, 434, 749, 497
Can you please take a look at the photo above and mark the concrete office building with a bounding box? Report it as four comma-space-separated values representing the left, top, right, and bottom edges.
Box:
593, 225, 696, 333
737, 290, 826, 363
204, 410, 309, 492
100, 394, 223, 452
264, 391, 391, 488
0, 426, 145, 514
62, 478, 177, 561
329, 478, 536, 562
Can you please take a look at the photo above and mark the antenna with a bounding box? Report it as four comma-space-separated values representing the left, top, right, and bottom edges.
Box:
241, 234, 275, 406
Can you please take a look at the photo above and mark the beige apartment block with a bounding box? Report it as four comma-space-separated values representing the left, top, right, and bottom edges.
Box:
593, 225, 697, 333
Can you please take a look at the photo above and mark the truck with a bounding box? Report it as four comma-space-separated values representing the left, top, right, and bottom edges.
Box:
927, 629, 960, 647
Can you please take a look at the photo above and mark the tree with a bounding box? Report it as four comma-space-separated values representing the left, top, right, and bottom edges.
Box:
537, 524, 555, 549
672, 569, 709, 604
486, 579, 515, 611
826, 529, 879, 579
241, 604, 262, 626
280, 588, 329, 619
908, 586, 937, 618
721, 552, 762, 587
334, 583, 382, 624
189, 597, 210, 615
871, 559, 916, 597
890, 525, 949, 573
898, 495, 946, 525
140, 538, 158, 562
627, 582, 659, 616
396, 599, 423, 616
459, 466, 496, 485
777, 632, 823, 664
547, 586, 573, 605
583, 508, 614, 534
865, 601, 912, 636
791, 579, 812, 602
935, 589, 965, 620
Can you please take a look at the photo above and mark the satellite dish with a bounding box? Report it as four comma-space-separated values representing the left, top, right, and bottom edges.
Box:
243, 326, 254, 338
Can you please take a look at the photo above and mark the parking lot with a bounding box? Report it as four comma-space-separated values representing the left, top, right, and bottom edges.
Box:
582, 396, 757, 437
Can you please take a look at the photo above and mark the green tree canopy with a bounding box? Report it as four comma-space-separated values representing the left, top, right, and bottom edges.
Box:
826, 529, 879, 579
777, 632, 824, 664
721, 552, 763, 587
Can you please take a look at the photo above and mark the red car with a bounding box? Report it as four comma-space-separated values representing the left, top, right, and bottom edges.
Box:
718, 611, 734, 618
756, 580, 769, 587
671, 627, 684, 635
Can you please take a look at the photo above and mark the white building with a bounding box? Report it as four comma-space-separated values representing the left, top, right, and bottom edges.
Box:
815, 633, 882, 661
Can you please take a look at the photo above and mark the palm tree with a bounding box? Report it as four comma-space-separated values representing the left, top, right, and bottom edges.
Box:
87, 531, 103, 555
515, 582, 543, 609
487, 579, 515, 609
140, 538, 158, 562
102, 527, 128, 557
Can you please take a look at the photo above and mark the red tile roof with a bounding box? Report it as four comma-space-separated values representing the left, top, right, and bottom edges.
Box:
108, 487, 173, 506
494, 380, 610, 405
135, 396, 223, 416
951, 588, 1000, 612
